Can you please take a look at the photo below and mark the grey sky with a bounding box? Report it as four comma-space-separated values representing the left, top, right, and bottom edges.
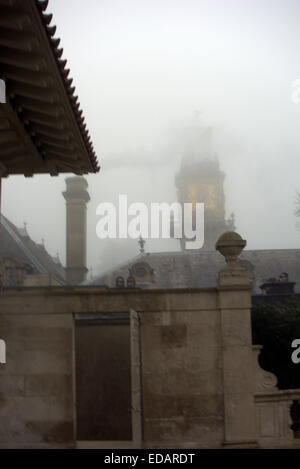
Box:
2, 0, 300, 277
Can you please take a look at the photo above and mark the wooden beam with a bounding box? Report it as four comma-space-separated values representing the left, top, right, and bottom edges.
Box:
41, 144, 76, 157
1, 154, 42, 175
0, 140, 24, 155
0, 161, 8, 178
7, 81, 59, 103
0, 129, 18, 144
31, 122, 72, 141
38, 138, 76, 152
1, 152, 29, 166
45, 158, 59, 176
0, 117, 10, 130
0, 6, 31, 30
0, 46, 46, 71
1, 64, 54, 88
0, 27, 38, 51
46, 157, 81, 172
45, 151, 80, 164
0, 1, 26, 8
0, 1, 99, 175
0, 102, 43, 167
21, 109, 65, 128
12, 95, 63, 117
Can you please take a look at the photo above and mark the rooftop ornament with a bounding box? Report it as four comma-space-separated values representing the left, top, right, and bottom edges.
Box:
216, 232, 250, 287
215, 231, 246, 268
138, 235, 146, 254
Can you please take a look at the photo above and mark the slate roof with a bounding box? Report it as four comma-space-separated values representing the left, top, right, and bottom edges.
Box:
86, 249, 300, 294
0, 214, 66, 283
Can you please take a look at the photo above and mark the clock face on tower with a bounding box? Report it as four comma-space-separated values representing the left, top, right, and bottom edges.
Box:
187, 184, 217, 213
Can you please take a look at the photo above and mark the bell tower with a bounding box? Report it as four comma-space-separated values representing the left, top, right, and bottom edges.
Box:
174, 124, 235, 250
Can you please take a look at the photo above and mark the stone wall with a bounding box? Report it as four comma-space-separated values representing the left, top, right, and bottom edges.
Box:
137, 291, 224, 448
253, 345, 300, 448
0, 293, 74, 448
0, 280, 299, 448
1, 287, 225, 448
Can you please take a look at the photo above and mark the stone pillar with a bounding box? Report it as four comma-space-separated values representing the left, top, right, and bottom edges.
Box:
63, 177, 90, 284
216, 232, 258, 448
0, 338, 5, 364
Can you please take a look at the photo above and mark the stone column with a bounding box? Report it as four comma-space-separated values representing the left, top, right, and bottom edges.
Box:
0, 338, 5, 364
63, 177, 90, 284
216, 232, 258, 448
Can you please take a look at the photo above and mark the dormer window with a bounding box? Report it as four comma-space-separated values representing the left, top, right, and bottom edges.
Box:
115, 276, 125, 288
130, 262, 155, 284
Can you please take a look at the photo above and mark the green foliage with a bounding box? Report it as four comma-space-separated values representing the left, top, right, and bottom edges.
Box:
251, 300, 300, 389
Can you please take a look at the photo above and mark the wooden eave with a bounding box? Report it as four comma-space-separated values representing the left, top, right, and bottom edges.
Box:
0, 0, 100, 177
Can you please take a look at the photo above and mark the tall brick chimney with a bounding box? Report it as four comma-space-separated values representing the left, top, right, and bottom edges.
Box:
63, 177, 90, 284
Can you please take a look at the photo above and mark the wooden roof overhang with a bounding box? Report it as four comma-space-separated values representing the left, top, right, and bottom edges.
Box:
0, 0, 100, 177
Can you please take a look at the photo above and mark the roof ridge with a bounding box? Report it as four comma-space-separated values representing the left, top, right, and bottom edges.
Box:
134, 248, 300, 257
87, 247, 300, 287
0, 214, 65, 280
83, 252, 145, 285
0, 214, 47, 274
23, 235, 66, 280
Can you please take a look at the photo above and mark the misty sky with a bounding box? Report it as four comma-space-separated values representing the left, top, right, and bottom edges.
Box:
2, 0, 300, 277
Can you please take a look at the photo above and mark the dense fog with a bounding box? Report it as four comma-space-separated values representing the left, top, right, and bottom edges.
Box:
2, 0, 300, 278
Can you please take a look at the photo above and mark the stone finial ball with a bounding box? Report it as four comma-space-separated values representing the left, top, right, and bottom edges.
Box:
215, 231, 246, 261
